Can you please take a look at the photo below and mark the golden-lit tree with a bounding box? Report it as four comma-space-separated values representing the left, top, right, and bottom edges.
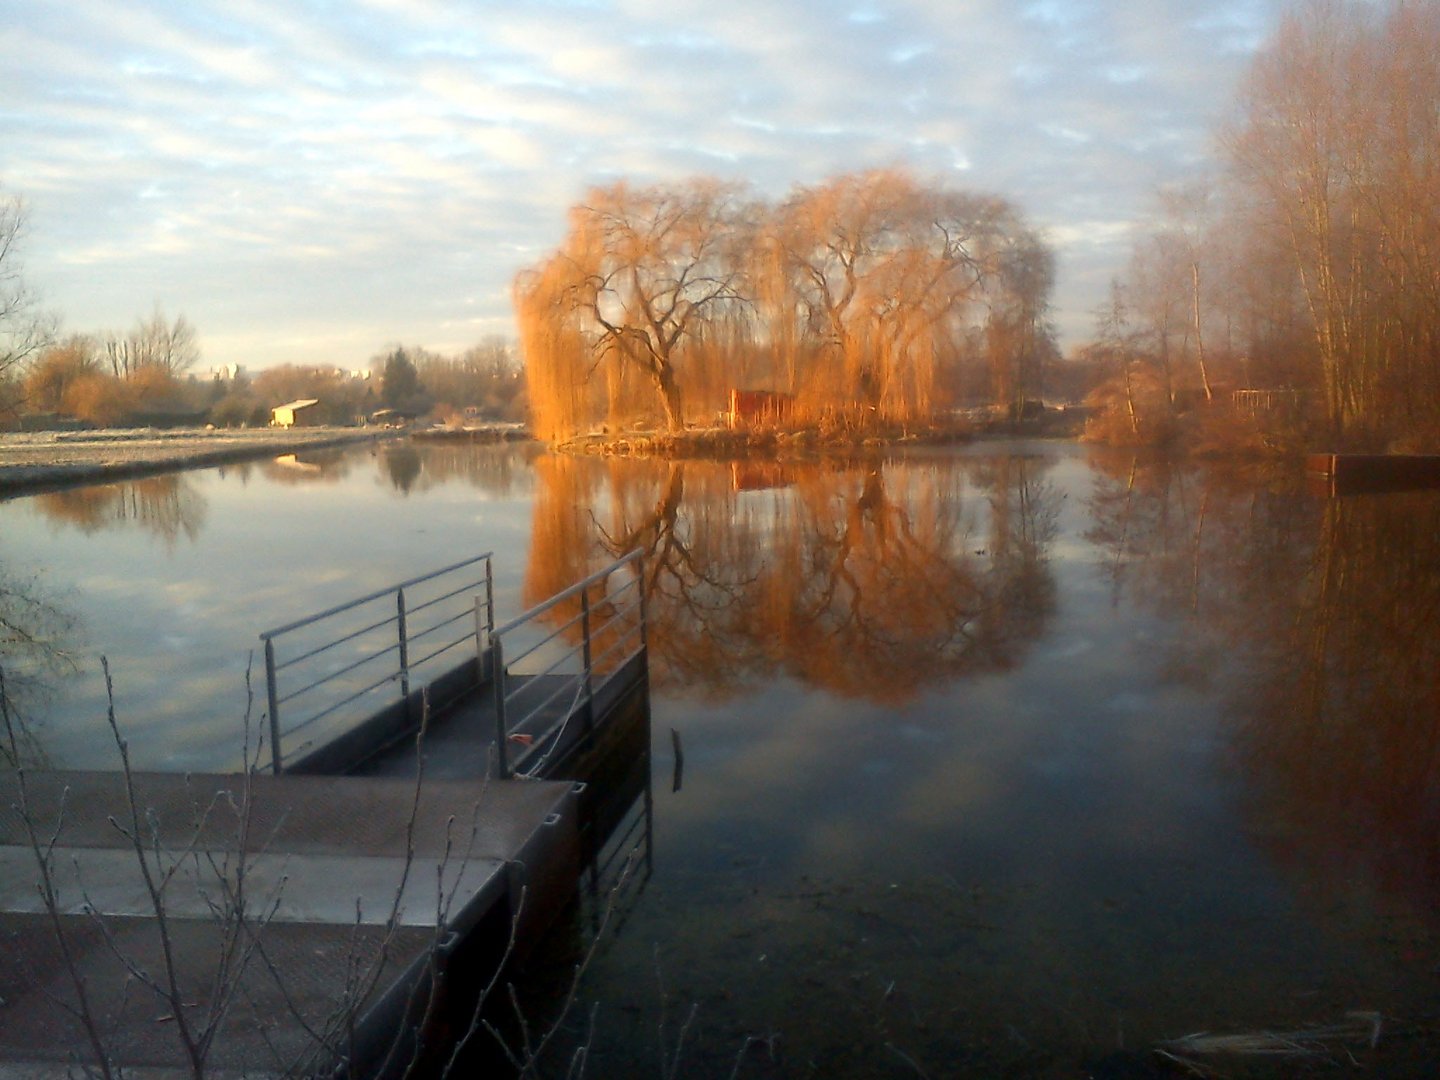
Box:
517, 169, 1054, 439
566, 178, 750, 431
63, 371, 136, 427
515, 259, 600, 441
769, 170, 1041, 424
25, 336, 101, 413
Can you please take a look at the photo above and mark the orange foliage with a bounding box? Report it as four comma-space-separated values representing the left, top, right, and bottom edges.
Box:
517, 169, 1053, 440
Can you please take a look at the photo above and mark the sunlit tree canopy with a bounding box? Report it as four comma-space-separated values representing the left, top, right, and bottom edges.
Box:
517, 169, 1055, 440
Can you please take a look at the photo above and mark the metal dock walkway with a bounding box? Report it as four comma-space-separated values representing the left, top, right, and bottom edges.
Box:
261, 550, 648, 783
0, 551, 650, 1078
0, 769, 578, 1076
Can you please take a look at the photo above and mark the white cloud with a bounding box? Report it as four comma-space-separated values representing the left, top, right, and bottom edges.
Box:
4, 0, 1286, 366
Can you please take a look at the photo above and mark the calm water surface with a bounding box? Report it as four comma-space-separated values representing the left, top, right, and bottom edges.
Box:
2, 439, 1437, 1075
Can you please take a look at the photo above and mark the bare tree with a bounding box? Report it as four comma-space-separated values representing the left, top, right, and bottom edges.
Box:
1083, 278, 1148, 441
1222, 0, 1440, 447
569, 179, 751, 431
0, 188, 56, 421
1157, 182, 1217, 404
126, 304, 201, 376
985, 223, 1056, 417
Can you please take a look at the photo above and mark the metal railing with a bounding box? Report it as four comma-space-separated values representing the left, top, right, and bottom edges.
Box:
260, 552, 496, 773
487, 550, 646, 779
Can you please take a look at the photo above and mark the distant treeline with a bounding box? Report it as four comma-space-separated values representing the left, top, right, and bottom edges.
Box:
215, 341, 527, 428
1, 321, 524, 430
517, 167, 1056, 440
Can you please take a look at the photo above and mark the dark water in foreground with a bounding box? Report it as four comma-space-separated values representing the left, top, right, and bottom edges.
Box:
2, 440, 1438, 1075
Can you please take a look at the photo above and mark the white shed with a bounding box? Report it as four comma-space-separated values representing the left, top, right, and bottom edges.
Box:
271, 399, 321, 428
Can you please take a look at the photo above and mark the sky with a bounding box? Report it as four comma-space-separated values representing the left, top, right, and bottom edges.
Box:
3, 0, 1282, 373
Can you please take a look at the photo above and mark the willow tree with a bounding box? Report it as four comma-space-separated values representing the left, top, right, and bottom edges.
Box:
771, 170, 1032, 421
569, 179, 749, 431
770, 169, 907, 410
515, 258, 592, 441
519, 170, 1053, 439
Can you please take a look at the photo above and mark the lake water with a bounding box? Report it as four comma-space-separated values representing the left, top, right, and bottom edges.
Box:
2, 439, 1437, 1075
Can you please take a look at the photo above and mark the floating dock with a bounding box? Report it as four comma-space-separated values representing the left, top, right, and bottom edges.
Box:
0, 551, 651, 1078
0, 770, 578, 1077
1307, 452, 1440, 495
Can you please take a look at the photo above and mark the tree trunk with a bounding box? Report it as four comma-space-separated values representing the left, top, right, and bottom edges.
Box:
656, 365, 684, 432
1192, 262, 1213, 403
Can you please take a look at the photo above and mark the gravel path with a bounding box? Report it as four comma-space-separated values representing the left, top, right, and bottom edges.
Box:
0, 427, 395, 495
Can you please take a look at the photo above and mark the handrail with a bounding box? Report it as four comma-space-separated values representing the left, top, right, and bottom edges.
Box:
488, 550, 646, 779
490, 549, 643, 639
260, 552, 495, 773
259, 552, 495, 641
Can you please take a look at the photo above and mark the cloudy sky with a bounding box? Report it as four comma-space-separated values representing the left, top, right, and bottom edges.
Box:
4, 0, 1281, 372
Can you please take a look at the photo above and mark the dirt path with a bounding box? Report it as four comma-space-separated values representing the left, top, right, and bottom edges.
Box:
0, 427, 396, 496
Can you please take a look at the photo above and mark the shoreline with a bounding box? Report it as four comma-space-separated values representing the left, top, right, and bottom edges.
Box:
0, 415, 1096, 498
551, 417, 1085, 459
554, 425, 970, 459
0, 427, 400, 498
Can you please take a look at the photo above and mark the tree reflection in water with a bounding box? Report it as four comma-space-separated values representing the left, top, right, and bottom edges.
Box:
0, 564, 79, 767
253, 442, 540, 499
400, 441, 540, 498
1087, 457, 1440, 913
525, 452, 1061, 703
31, 474, 209, 547
381, 445, 422, 493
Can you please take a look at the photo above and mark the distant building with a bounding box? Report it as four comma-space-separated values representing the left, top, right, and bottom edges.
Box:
728, 389, 795, 429
369, 406, 418, 426
271, 399, 321, 427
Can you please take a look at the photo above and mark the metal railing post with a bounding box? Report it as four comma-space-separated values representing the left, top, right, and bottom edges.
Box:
492, 633, 510, 779
474, 597, 489, 682
636, 554, 649, 650
396, 587, 410, 712
484, 556, 495, 637
264, 637, 283, 775
484, 557, 496, 679
580, 589, 594, 733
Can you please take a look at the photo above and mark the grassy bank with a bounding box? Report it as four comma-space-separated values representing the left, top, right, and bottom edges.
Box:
0, 426, 397, 496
